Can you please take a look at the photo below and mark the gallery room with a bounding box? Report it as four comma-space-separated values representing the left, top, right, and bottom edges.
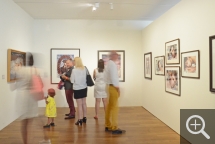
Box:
1, 0, 215, 143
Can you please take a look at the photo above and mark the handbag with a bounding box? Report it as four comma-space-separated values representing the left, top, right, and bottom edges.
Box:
85, 66, 94, 87
30, 67, 44, 101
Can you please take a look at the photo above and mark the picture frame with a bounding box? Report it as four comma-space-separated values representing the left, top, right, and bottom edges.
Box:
50, 48, 80, 84
165, 66, 181, 96
165, 39, 180, 64
7, 49, 26, 82
181, 50, 200, 79
144, 52, 152, 79
154, 56, 165, 76
97, 50, 125, 82
209, 35, 215, 92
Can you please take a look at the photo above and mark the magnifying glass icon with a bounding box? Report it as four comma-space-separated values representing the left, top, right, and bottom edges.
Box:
186, 115, 210, 139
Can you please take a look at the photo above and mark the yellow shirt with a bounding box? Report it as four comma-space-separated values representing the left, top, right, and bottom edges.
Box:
45, 96, 57, 117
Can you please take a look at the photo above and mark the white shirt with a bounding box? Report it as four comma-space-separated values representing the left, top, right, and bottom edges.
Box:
70, 68, 87, 90
104, 60, 119, 87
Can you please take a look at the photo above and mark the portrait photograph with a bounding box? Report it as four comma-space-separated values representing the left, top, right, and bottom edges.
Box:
144, 52, 152, 79
51, 48, 80, 84
165, 66, 181, 96
165, 39, 180, 64
7, 49, 26, 82
98, 50, 125, 82
181, 50, 200, 79
154, 56, 165, 75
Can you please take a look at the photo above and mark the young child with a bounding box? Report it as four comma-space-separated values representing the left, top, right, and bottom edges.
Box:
43, 88, 57, 128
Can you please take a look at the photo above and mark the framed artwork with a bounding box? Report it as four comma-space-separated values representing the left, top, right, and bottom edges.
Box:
181, 50, 200, 79
154, 56, 165, 76
144, 52, 152, 79
50, 48, 80, 84
98, 50, 125, 82
165, 39, 180, 64
210, 35, 215, 92
165, 66, 181, 96
7, 49, 26, 82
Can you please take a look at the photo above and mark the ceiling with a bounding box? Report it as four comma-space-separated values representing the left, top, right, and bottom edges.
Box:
13, 0, 181, 20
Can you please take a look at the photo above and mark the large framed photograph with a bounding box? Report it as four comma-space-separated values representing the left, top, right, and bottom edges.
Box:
50, 48, 80, 84
144, 52, 152, 79
98, 50, 125, 82
165, 66, 181, 96
154, 56, 165, 75
165, 39, 180, 64
7, 49, 26, 82
210, 35, 215, 92
181, 50, 200, 79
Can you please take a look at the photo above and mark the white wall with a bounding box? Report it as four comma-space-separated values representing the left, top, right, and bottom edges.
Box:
142, 0, 215, 134
0, 0, 33, 130
34, 20, 151, 107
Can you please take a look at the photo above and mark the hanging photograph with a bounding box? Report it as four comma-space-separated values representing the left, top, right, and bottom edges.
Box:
98, 50, 125, 82
144, 52, 152, 79
154, 56, 165, 75
165, 39, 180, 64
165, 66, 180, 96
7, 49, 26, 82
181, 50, 200, 79
210, 35, 215, 92
51, 48, 80, 84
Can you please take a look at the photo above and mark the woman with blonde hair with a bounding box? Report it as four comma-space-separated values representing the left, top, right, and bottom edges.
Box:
70, 57, 88, 126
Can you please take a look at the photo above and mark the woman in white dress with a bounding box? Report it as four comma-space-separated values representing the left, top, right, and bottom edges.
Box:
93, 59, 107, 119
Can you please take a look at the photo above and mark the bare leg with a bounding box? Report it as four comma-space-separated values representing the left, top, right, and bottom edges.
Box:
21, 119, 28, 144
95, 98, 101, 118
102, 98, 107, 112
76, 99, 83, 119
82, 97, 87, 118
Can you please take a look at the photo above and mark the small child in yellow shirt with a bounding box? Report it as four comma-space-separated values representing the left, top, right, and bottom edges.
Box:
43, 88, 57, 128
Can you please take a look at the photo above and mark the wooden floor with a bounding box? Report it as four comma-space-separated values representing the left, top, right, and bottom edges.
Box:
0, 107, 181, 144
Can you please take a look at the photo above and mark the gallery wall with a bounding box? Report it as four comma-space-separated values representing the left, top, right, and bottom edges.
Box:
142, 0, 215, 134
0, 0, 33, 130
33, 20, 151, 107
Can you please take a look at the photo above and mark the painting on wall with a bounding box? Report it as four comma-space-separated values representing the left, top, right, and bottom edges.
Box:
154, 56, 165, 76
50, 48, 80, 84
181, 50, 200, 79
7, 49, 26, 82
210, 35, 215, 92
98, 50, 125, 82
144, 52, 152, 79
165, 39, 180, 64
165, 66, 181, 96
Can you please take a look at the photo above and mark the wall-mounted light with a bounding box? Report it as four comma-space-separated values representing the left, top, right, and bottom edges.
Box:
92, 6, 96, 11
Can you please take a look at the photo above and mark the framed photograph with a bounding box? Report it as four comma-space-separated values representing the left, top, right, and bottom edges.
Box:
7, 49, 26, 82
98, 50, 125, 82
165, 66, 181, 96
165, 39, 180, 64
210, 35, 215, 92
181, 50, 200, 79
154, 56, 165, 75
50, 48, 80, 84
144, 52, 152, 79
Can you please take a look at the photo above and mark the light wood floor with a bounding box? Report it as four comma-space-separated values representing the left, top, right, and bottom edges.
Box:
0, 107, 181, 144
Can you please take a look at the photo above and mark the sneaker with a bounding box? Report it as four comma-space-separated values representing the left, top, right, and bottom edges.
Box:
112, 129, 126, 134
50, 123, 55, 126
43, 124, 50, 128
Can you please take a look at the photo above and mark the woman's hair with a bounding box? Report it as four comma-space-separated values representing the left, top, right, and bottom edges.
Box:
74, 57, 84, 69
26, 52, 34, 66
98, 59, 104, 73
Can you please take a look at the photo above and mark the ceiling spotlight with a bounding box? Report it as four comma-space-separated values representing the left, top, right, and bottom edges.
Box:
110, 3, 113, 10
95, 2, 99, 8
92, 6, 96, 11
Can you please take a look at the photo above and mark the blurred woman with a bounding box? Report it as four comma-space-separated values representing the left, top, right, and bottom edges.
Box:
93, 59, 107, 119
70, 57, 88, 126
